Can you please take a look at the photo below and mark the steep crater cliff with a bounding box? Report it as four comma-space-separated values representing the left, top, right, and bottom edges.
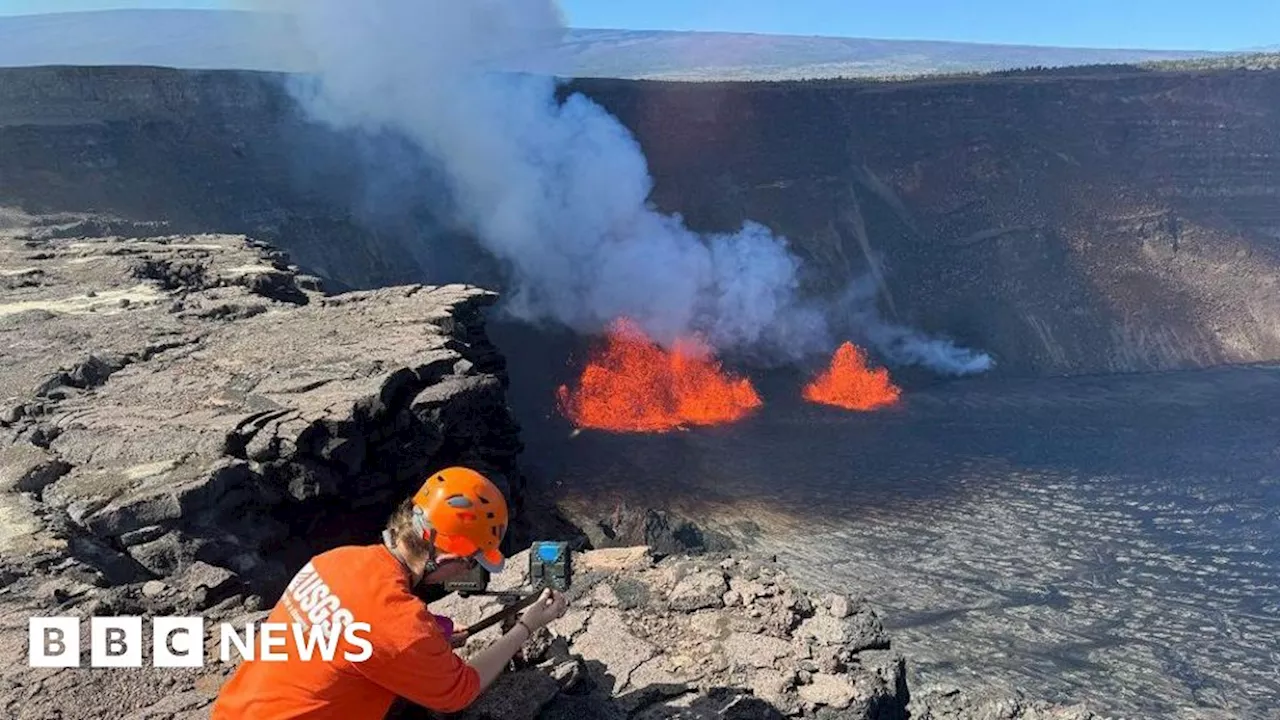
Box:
0, 219, 523, 601
562, 69, 1280, 376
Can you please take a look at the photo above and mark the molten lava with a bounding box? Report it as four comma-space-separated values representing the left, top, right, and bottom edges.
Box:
803, 342, 902, 411
557, 319, 762, 433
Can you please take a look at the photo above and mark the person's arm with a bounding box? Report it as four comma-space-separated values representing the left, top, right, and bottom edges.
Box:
466, 621, 534, 689
467, 588, 567, 690
354, 588, 568, 712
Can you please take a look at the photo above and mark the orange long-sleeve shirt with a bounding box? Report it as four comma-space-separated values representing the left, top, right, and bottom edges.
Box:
210, 544, 481, 719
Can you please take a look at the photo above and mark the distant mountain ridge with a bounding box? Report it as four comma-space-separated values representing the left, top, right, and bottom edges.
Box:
552, 28, 1223, 80
0, 9, 1227, 80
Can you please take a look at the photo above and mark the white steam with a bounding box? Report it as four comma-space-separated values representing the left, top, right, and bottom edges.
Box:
838, 275, 995, 375
258, 0, 991, 375
864, 323, 995, 375
263, 0, 827, 358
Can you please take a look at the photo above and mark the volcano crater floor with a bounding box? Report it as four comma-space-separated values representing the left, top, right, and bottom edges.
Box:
529, 363, 1280, 719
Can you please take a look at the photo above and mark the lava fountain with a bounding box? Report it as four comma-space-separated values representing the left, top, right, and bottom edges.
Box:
557, 319, 763, 433
803, 341, 902, 411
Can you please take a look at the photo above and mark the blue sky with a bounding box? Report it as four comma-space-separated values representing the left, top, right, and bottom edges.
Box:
0, 0, 1275, 51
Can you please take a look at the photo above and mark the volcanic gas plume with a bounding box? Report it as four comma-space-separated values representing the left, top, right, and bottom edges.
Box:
803, 341, 902, 411
556, 319, 762, 433
258, 0, 994, 377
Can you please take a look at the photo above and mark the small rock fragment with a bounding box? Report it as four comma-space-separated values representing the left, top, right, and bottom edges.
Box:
827, 593, 852, 619
798, 673, 857, 710
177, 560, 238, 609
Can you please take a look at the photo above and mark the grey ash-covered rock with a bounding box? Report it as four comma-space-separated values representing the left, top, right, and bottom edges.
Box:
417, 546, 1101, 720
0, 220, 523, 718
907, 686, 1100, 720
417, 546, 913, 720
1, 224, 520, 597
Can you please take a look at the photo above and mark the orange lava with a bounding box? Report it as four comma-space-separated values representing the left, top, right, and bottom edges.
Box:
556, 319, 763, 433
803, 341, 901, 411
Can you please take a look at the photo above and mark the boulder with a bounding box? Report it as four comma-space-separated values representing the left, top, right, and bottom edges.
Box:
0, 443, 70, 493
797, 611, 890, 653
827, 594, 852, 619
729, 576, 772, 605
176, 560, 239, 609
545, 655, 594, 695
668, 569, 728, 612
752, 670, 798, 712
127, 533, 188, 577
798, 673, 858, 711
141, 580, 168, 598
455, 670, 560, 720
582, 505, 735, 556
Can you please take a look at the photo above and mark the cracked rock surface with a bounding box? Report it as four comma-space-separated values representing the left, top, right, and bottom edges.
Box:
416, 547, 1101, 720
419, 546, 912, 720
0, 219, 522, 719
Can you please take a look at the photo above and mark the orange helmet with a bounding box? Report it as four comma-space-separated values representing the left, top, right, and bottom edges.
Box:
410, 466, 509, 573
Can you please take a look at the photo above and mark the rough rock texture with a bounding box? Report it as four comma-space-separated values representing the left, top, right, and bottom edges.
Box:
908, 686, 1101, 720
570, 500, 738, 557
0, 60, 1180, 714
418, 545, 914, 720
408, 546, 1100, 720
0, 221, 523, 718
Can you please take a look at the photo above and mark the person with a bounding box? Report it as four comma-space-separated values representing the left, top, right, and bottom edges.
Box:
210, 465, 569, 719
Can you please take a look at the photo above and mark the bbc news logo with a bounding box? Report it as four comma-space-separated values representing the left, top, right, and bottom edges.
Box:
28, 617, 373, 667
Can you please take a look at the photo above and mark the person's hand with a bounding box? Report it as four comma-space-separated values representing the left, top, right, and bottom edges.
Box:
449, 627, 470, 648
518, 588, 568, 632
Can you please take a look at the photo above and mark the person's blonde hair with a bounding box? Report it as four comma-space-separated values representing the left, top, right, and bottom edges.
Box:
385, 496, 434, 560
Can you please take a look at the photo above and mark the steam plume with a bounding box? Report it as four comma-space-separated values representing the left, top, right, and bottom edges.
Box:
262, 0, 828, 359
258, 0, 991, 375
838, 275, 994, 375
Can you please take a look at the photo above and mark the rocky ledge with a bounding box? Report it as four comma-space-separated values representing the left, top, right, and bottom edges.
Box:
434, 545, 907, 720
0, 216, 522, 717
0, 220, 1101, 720
423, 545, 1098, 720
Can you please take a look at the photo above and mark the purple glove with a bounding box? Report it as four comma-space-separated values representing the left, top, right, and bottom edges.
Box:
433, 614, 455, 640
